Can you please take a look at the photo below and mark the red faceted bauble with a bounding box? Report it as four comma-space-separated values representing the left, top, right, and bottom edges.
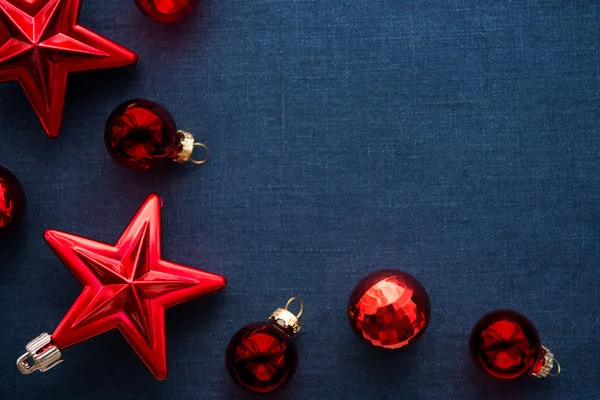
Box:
348, 270, 431, 349
470, 310, 542, 379
226, 322, 298, 393
0, 0, 137, 138
134, 0, 198, 23
0, 165, 25, 238
105, 99, 182, 170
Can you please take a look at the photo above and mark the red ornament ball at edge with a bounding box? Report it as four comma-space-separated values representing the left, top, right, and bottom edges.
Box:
469, 309, 542, 379
0, 166, 25, 239
105, 99, 181, 170
135, 0, 198, 23
348, 269, 431, 350
226, 322, 298, 393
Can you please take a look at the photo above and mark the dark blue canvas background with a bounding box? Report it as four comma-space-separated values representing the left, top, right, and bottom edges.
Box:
1, 0, 599, 399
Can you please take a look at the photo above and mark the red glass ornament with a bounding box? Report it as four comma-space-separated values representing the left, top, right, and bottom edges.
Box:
0, 165, 25, 238
348, 270, 430, 350
16, 194, 227, 380
0, 0, 138, 138
105, 99, 208, 170
470, 310, 560, 379
134, 0, 198, 23
226, 298, 302, 393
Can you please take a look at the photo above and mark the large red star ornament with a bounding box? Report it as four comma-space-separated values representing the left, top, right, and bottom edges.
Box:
44, 194, 226, 379
0, 0, 137, 138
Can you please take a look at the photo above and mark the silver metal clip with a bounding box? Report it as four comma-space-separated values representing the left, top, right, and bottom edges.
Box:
16, 333, 63, 374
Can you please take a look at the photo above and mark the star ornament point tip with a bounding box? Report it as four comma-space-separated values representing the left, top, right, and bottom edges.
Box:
44, 194, 226, 380
0, 0, 138, 138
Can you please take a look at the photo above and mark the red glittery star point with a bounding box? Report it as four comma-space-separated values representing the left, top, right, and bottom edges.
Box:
45, 194, 227, 379
0, 0, 137, 137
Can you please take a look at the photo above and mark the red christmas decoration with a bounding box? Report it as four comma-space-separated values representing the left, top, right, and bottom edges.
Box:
0, 0, 138, 138
105, 99, 209, 170
16, 194, 227, 380
470, 309, 560, 379
134, 0, 197, 23
0, 165, 25, 238
226, 298, 302, 393
348, 270, 430, 350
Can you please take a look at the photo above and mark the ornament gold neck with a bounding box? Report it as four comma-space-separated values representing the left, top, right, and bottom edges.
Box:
270, 297, 303, 336
175, 130, 209, 165
530, 346, 561, 378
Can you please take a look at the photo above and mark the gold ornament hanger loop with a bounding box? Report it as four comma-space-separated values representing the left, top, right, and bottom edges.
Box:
285, 297, 303, 319
548, 359, 561, 377
175, 130, 209, 165
270, 297, 303, 336
190, 142, 210, 165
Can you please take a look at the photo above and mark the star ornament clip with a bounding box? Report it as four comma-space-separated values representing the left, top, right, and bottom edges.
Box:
0, 0, 138, 138
16, 194, 227, 380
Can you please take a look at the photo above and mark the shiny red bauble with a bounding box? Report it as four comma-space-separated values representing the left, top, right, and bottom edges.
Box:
226, 299, 302, 393
134, 0, 198, 23
226, 322, 298, 393
105, 99, 209, 170
105, 99, 181, 170
348, 270, 431, 349
470, 310, 554, 379
0, 166, 25, 238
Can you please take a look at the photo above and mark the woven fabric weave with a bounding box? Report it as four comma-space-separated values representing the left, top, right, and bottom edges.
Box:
0, 1, 598, 398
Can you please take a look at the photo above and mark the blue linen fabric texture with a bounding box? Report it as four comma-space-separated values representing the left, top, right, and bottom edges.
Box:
0, 0, 599, 399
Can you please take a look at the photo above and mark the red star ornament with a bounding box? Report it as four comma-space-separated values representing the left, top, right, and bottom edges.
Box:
0, 0, 137, 138
23, 194, 226, 380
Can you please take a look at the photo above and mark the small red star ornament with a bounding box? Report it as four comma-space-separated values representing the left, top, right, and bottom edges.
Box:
0, 0, 138, 138
16, 194, 227, 380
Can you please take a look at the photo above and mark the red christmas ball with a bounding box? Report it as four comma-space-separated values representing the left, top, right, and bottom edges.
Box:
226, 322, 298, 393
470, 310, 542, 379
0, 166, 25, 238
105, 99, 182, 170
134, 0, 198, 23
348, 270, 431, 349
471, 310, 561, 380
